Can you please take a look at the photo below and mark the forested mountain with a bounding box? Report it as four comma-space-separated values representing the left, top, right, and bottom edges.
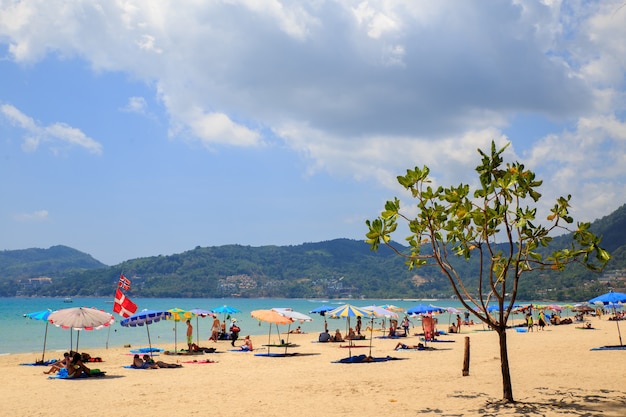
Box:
2, 204, 626, 300
0, 245, 105, 278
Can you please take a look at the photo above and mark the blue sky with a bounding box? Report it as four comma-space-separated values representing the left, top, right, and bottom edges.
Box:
1, 1, 625, 265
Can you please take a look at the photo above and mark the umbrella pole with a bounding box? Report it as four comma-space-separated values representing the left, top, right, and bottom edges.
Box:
41, 322, 49, 363
613, 306, 623, 346
174, 321, 178, 352
146, 324, 153, 355
267, 324, 272, 355
284, 324, 291, 355
76, 330, 80, 352
196, 316, 200, 345
347, 317, 352, 358
369, 317, 374, 357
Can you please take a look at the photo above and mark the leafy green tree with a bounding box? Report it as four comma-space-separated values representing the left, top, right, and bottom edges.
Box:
366, 141, 610, 403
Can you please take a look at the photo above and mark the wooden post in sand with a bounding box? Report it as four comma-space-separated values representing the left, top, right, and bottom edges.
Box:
462, 336, 470, 376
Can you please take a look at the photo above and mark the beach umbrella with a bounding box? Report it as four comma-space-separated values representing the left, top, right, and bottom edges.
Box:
168, 308, 196, 352
379, 304, 404, 312
251, 309, 294, 355
211, 305, 241, 327
48, 307, 115, 351
363, 305, 398, 356
273, 308, 313, 352
309, 305, 335, 314
23, 309, 53, 363
589, 291, 626, 346
189, 308, 216, 345
406, 304, 444, 316
327, 304, 373, 357
309, 305, 335, 331
120, 309, 172, 354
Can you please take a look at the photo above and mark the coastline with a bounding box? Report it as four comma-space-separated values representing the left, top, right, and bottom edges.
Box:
4, 316, 626, 417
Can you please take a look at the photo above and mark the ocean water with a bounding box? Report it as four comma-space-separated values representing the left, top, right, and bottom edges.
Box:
1, 297, 541, 356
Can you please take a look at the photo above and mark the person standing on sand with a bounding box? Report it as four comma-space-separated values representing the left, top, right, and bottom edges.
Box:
230, 319, 240, 347
210, 316, 220, 342
526, 313, 534, 332
186, 319, 193, 351
456, 314, 462, 334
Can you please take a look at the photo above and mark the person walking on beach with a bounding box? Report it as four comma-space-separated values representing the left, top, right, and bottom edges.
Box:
230, 319, 240, 347
186, 319, 193, 351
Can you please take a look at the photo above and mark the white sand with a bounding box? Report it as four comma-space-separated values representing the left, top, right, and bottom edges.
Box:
3, 317, 625, 417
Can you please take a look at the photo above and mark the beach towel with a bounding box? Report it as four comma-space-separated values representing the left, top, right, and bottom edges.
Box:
332, 355, 408, 364
591, 344, 624, 350
48, 368, 106, 379
419, 338, 455, 343
130, 347, 164, 353
20, 359, 59, 366
395, 346, 436, 351
254, 352, 300, 357
182, 359, 216, 364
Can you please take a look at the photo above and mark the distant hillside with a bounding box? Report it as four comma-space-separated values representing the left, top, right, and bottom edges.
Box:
0, 245, 106, 279
1, 204, 625, 300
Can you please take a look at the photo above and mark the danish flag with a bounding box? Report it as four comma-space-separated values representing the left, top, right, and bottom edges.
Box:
113, 288, 138, 318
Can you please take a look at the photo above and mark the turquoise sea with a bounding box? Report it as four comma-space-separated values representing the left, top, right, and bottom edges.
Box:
1, 297, 544, 356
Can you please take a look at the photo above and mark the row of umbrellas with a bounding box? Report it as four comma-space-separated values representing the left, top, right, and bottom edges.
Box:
24, 304, 244, 362
24, 292, 626, 362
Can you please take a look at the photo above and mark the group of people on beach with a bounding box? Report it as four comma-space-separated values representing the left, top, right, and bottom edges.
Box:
44, 351, 93, 377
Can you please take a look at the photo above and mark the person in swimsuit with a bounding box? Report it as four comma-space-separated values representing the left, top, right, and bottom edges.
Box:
186, 319, 193, 351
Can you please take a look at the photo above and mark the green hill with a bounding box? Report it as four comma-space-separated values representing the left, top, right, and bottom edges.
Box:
1, 204, 626, 300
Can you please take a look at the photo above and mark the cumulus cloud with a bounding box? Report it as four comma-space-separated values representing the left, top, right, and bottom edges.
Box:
1, 0, 626, 224
0, 104, 103, 154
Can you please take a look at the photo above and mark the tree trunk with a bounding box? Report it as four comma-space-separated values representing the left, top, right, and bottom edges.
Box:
497, 327, 514, 402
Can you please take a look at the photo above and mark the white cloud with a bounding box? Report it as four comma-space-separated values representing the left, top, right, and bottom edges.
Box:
120, 96, 149, 114
14, 210, 49, 222
0, 104, 103, 154
1, 0, 626, 225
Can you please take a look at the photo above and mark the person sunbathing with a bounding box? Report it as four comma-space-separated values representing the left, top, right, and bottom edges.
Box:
394, 342, 425, 350
44, 352, 71, 374
68, 352, 92, 377
240, 335, 254, 351
143, 354, 182, 368
332, 329, 344, 342
345, 327, 356, 339
132, 354, 158, 369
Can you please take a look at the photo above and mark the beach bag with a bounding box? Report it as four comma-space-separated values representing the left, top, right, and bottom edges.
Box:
231, 325, 240, 333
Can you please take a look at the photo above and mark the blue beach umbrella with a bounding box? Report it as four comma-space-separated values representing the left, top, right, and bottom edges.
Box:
406, 304, 443, 315
589, 291, 626, 346
23, 309, 53, 363
211, 304, 240, 321
211, 305, 241, 331
120, 309, 172, 353
309, 305, 335, 332
309, 305, 335, 314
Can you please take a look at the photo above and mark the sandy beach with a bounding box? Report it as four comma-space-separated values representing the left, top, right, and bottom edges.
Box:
4, 316, 626, 417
